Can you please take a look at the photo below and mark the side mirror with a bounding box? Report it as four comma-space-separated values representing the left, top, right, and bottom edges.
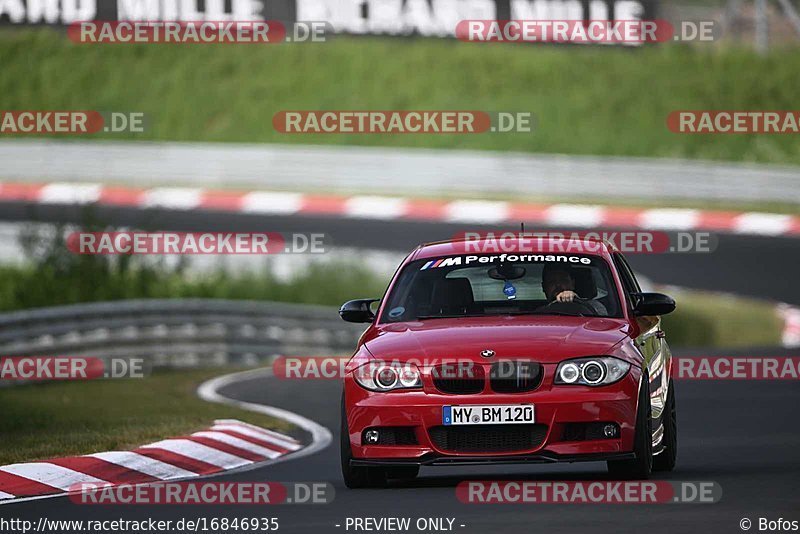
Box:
632, 292, 676, 316
339, 298, 380, 323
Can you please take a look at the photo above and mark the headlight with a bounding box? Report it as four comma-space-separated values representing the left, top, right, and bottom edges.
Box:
354, 361, 422, 391
554, 357, 630, 386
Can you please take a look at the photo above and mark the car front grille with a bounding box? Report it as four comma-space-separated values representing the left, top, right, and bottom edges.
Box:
432, 364, 485, 394
489, 361, 543, 393
428, 424, 548, 453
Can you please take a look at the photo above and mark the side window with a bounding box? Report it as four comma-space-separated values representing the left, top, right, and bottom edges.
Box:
612, 253, 639, 307
617, 253, 642, 293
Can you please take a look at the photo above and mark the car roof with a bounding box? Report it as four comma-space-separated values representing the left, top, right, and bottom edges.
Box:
408, 234, 618, 263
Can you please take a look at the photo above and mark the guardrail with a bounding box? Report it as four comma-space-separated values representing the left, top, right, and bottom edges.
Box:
3, 140, 799, 203
0, 299, 364, 370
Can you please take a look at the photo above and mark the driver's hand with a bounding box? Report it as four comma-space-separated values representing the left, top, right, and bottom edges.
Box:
555, 290, 579, 302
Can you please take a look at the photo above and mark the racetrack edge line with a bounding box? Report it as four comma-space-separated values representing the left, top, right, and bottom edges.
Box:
195, 366, 333, 468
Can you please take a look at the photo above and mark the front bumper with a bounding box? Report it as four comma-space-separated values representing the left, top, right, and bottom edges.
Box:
344, 364, 642, 463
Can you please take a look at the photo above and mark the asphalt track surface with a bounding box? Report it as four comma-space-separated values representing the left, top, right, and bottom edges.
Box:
0, 202, 798, 533
1, 351, 799, 534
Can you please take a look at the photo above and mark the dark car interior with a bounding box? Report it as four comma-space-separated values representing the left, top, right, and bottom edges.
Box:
384, 260, 622, 321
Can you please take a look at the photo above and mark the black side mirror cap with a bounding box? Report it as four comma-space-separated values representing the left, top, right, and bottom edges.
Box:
339, 298, 380, 323
632, 292, 676, 316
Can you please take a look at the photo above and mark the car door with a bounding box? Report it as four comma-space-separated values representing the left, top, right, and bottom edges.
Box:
612, 252, 670, 449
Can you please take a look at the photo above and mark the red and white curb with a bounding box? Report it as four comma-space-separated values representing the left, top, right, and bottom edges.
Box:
0, 367, 331, 504
778, 304, 800, 349
1, 182, 798, 237
0, 419, 300, 502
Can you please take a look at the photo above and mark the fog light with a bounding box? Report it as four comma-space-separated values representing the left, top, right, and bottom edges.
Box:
364, 430, 380, 444
603, 424, 618, 438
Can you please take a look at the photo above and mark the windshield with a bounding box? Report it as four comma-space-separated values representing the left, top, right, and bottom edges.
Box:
381, 254, 623, 322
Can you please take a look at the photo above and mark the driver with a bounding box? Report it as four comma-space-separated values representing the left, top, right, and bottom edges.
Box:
541, 264, 607, 315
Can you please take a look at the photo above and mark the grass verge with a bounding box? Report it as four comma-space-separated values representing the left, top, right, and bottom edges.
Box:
2, 29, 800, 165
661, 288, 784, 348
0, 368, 290, 466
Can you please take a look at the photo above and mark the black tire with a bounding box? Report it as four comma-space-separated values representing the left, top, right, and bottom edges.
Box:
607, 371, 653, 479
653, 380, 677, 472
340, 396, 387, 488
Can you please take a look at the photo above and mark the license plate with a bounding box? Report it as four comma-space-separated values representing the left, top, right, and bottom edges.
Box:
443, 404, 534, 425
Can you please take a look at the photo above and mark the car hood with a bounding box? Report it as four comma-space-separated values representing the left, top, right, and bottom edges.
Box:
362, 316, 631, 364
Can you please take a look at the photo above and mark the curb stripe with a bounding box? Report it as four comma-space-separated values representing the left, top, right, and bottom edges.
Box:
638, 208, 700, 230
142, 188, 202, 210
240, 191, 302, 214
39, 183, 102, 205
184, 436, 267, 463
0, 470, 62, 497
210, 426, 294, 453
211, 425, 290, 454
213, 419, 301, 446
0, 183, 44, 201
1, 181, 798, 237
99, 186, 145, 206
0, 463, 108, 491
86, 451, 197, 481
44, 457, 159, 485
200, 191, 247, 211
138, 439, 252, 469
131, 448, 221, 475
0, 420, 305, 503
0, 407, 307, 505
191, 431, 282, 459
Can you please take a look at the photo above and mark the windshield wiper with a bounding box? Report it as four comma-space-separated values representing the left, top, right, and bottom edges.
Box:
416, 311, 588, 319
416, 313, 491, 320
531, 310, 587, 317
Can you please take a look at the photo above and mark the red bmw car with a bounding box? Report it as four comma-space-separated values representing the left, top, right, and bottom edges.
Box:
339, 236, 677, 488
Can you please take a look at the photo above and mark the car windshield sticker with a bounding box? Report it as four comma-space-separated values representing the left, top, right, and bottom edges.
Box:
420, 254, 592, 270
503, 280, 517, 300
389, 306, 405, 318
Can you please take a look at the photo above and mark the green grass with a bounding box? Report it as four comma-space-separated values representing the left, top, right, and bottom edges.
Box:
661, 289, 784, 348
0, 224, 388, 312
0, 368, 289, 465
1, 29, 799, 164
0, 261, 386, 312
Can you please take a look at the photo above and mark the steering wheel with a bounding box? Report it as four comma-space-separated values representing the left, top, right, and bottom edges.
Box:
541, 298, 597, 316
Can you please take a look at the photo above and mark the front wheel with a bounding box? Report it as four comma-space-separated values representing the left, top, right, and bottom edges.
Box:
653, 380, 677, 472
607, 371, 653, 479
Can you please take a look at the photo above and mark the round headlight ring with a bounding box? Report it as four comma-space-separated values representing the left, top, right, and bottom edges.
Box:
581, 360, 606, 385
398, 366, 419, 388
559, 362, 580, 383
375, 366, 398, 389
